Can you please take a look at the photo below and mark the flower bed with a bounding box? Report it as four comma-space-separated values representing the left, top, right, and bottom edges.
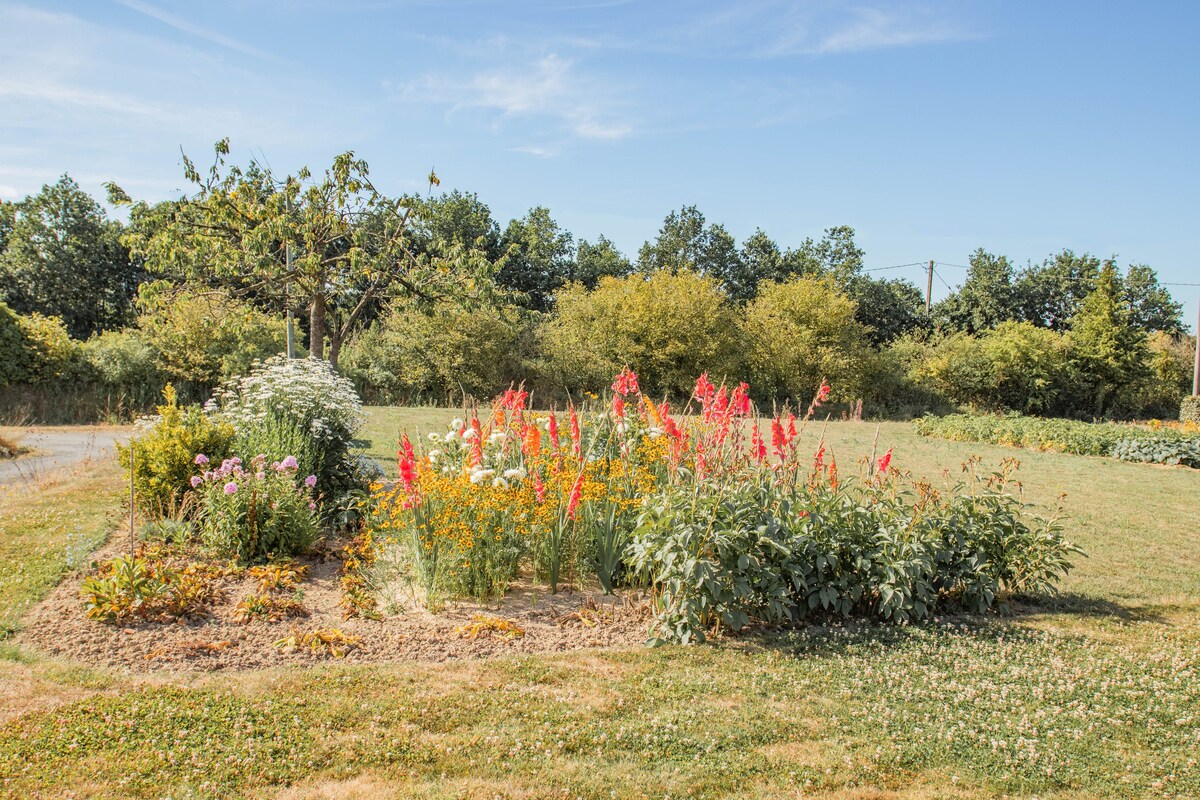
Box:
373, 371, 1080, 643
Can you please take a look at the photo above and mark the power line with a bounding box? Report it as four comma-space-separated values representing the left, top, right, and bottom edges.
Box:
862, 262, 925, 272
935, 261, 970, 269
933, 269, 956, 292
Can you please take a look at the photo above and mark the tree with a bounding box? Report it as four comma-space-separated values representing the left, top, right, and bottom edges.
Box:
113, 140, 495, 367
1016, 250, 1100, 331
539, 271, 741, 398
569, 235, 632, 289
934, 248, 1020, 334
637, 206, 753, 299
1123, 264, 1183, 334
496, 206, 574, 312
1068, 260, 1148, 417
845, 275, 929, 345
412, 190, 503, 262
0, 175, 135, 338
740, 277, 875, 401
0, 200, 14, 252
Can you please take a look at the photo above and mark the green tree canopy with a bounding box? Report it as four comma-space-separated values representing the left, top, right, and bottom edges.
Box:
0, 175, 135, 338
113, 140, 495, 367
569, 235, 633, 289
1068, 260, 1149, 416
934, 248, 1020, 334
496, 206, 574, 312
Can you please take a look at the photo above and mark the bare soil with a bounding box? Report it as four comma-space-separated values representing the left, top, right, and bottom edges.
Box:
18, 535, 650, 674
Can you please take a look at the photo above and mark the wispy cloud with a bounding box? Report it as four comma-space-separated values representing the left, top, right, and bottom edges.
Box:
401, 54, 633, 142
0, 78, 164, 117
805, 7, 977, 55
112, 0, 277, 61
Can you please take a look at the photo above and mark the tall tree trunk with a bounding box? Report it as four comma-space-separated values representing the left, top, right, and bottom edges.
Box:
328, 330, 341, 370
309, 295, 326, 360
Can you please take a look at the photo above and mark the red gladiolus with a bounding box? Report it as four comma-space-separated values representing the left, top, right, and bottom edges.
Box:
694, 372, 715, 404
534, 469, 546, 503
771, 418, 785, 459
817, 381, 831, 403
731, 382, 751, 416
877, 448, 893, 474
547, 412, 560, 456
612, 394, 625, 420
400, 433, 415, 464
523, 424, 541, 458
611, 367, 640, 396
751, 423, 766, 463
829, 455, 839, 491
500, 388, 528, 411
814, 444, 826, 470
569, 404, 581, 457
469, 416, 483, 467
786, 414, 797, 442
566, 471, 584, 519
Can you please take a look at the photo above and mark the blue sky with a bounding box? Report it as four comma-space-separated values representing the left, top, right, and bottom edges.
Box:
1, 1, 1198, 327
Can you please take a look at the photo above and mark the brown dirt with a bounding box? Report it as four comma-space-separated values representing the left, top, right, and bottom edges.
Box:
17, 535, 650, 674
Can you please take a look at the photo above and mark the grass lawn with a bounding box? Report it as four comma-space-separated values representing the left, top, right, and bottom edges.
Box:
1, 411, 1197, 799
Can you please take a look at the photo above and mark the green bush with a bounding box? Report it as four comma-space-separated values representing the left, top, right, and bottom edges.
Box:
194, 454, 320, 564
342, 299, 530, 404
1111, 437, 1200, 468
1182, 396, 1200, 424
539, 271, 741, 399
117, 386, 235, 517
81, 328, 165, 409
0, 304, 81, 386
740, 276, 875, 403
914, 412, 1200, 466
627, 464, 1078, 645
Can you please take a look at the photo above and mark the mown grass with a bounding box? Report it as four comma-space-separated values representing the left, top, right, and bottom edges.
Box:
0, 458, 124, 637
0, 412, 1197, 798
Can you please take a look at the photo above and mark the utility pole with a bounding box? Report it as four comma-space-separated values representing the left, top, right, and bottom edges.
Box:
1193, 294, 1199, 396
285, 196, 296, 358
926, 260, 934, 313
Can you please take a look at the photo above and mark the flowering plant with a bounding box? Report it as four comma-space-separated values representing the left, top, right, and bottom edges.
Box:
194, 452, 320, 564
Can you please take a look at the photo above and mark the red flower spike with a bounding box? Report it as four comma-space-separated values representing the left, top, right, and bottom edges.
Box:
566, 472, 584, 519
731, 383, 751, 416
612, 394, 625, 420
611, 367, 640, 397
569, 404, 581, 458
877, 448, 893, 474
547, 412, 560, 456
751, 423, 767, 463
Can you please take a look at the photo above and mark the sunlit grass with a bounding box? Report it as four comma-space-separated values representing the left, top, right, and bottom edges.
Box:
1, 410, 1197, 798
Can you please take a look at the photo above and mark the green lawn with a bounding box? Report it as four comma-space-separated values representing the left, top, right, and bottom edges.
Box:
0, 411, 1197, 799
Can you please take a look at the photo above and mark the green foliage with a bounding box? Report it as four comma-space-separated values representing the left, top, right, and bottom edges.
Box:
914, 412, 1200, 463
570, 235, 633, 289
628, 464, 1078, 645
1110, 436, 1200, 467
136, 284, 286, 391
235, 409, 330, 497
1182, 395, 1200, 424
933, 248, 1019, 334
194, 454, 320, 564
117, 386, 235, 518
496, 206, 574, 311
740, 276, 875, 402
80, 551, 224, 622
342, 298, 530, 404
80, 328, 164, 408
0, 174, 136, 338
539, 271, 741, 398
1068, 261, 1149, 417
115, 141, 496, 365
0, 307, 82, 386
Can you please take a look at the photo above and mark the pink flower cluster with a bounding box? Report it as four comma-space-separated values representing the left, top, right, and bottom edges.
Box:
189, 452, 317, 502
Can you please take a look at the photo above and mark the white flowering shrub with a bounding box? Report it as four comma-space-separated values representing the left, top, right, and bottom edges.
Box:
208, 356, 367, 503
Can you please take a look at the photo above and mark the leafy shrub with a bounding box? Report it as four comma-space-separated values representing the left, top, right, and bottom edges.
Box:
342, 299, 531, 404
740, 277, 876, 402
915, 412, 1200, 465
1111, 436, 1200, 468
627, 461, 1078, 644
207, 355, 364, 497
136, 284, 287, 392
81, 328, 164, 409
0, 304, 82, 387
538, 271, 742, 398
194, 453, 320, 564
1183, 395, 1200, 424
117, 386, 235, 517
80, 550, 227, 622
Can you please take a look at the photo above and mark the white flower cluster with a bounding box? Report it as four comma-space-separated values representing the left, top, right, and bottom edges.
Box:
206, 355, 365, 445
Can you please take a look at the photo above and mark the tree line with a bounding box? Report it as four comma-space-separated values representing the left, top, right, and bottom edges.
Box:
0, 143, 1192, 422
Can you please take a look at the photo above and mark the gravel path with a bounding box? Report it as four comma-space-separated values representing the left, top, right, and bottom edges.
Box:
0, 427, 131, 485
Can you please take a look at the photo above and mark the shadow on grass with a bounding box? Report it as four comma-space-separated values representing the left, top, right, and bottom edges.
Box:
1005, 591, 1170, 623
